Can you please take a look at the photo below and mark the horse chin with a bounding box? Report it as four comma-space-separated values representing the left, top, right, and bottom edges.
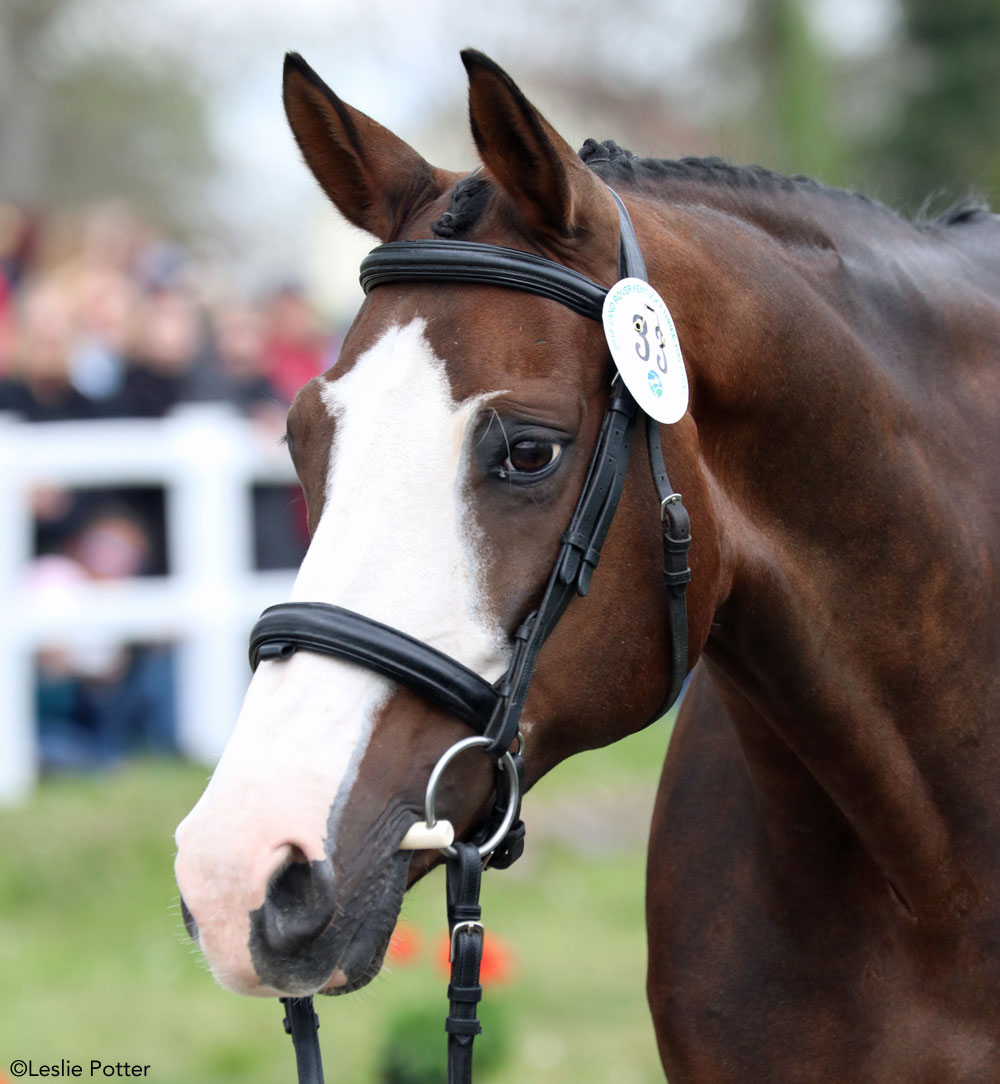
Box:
317, 877, 403, 997
249, 850, 410, 998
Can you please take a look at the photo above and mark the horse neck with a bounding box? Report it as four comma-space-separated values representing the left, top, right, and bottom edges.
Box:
676, 203, 1000, 917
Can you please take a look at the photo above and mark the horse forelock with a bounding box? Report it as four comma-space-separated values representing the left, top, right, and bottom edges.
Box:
430, 172, 492, 238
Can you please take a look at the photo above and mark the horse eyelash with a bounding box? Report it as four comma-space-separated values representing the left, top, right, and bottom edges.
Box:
490, 408, 512, 479
475, 410, 498, 446
476, 408, 513, 479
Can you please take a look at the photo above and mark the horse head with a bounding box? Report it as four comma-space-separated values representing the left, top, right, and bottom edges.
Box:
174, 50, 722, 1000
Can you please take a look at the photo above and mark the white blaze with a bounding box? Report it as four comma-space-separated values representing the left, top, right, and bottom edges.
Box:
292, 317, 504, 665
174, 318, 508, 993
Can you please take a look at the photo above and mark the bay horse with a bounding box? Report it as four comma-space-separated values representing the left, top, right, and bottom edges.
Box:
174, 48, 1000, 1082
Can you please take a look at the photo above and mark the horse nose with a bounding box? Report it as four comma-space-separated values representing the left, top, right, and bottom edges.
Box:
260, 845, 337, 953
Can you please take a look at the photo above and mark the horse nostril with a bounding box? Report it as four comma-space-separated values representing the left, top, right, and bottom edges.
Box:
262, 846, 337, 953
179, 895, 198, 941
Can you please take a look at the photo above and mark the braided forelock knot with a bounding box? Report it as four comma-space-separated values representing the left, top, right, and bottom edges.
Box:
431, 171, 493, 238
433, 212, 457, 238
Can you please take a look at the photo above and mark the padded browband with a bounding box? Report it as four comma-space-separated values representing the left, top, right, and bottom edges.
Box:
360, 240, 608, 322
250, 602, 500, 732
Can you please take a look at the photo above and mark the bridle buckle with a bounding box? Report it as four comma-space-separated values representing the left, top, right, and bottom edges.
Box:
449, 920, 485, 962
660, 492, 683, 519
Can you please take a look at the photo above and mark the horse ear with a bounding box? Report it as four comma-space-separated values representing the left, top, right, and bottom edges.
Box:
282, 53, 448, 241
460, 49, 615, 244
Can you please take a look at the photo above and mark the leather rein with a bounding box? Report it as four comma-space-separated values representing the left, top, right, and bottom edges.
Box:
250, 189, 692, 1084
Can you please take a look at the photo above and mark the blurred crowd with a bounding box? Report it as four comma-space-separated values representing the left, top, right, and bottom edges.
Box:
0, 200, 334, 422
0, 200, 337, 773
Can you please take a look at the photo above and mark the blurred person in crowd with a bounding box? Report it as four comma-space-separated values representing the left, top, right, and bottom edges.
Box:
106, 284, 205, 417
54, 201, 170, 406
100, 283, 231, 574
0, 277, 100, 421
30, 506, 177, 773
190, 300, 284, 421
68, 267, 139, 402
0, 274, 119, 563
262, 281, 333, 404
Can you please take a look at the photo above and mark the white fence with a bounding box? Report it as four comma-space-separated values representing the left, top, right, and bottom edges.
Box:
0, 405, 299, 803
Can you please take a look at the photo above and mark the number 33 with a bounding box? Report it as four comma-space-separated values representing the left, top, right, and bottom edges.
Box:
632, 310, 667, 372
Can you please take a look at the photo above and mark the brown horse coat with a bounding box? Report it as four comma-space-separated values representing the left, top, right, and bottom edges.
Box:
649, 188, 1000, 1079
175, 49, 1000, 1081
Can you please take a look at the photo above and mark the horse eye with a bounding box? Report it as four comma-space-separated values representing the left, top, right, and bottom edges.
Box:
502, 440, 562, 476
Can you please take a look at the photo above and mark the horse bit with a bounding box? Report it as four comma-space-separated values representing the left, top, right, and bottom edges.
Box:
247, 188, 692, 1084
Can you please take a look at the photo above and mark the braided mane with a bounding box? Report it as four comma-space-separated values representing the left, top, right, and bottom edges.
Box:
430, 138, 991, 239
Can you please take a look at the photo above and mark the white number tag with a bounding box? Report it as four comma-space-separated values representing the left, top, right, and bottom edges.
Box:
602, 278, 688, 424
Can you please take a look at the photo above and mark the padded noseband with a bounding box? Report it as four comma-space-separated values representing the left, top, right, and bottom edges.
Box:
250, 602, 500, 733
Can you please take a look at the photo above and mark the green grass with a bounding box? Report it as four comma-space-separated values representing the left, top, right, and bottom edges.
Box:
0, 718, 673, 1083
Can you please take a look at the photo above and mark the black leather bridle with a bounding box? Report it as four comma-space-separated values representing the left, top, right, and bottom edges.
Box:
252, 189, 692, 1084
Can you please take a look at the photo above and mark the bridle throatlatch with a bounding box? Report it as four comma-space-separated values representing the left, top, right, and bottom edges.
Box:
248, 188, 692, 1084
